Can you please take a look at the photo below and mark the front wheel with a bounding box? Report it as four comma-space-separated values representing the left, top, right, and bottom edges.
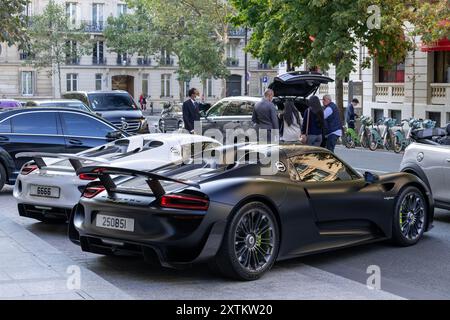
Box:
393, 135, 403, 153
391, 186, 427, 246
210, 202, 280, 281
344, 132, 355, 148
369, 133, 378, 151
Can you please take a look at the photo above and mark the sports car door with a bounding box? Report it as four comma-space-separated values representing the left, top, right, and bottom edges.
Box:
290, 152, 388, 234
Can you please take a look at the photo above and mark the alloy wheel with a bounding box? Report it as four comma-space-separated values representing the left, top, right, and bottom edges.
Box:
234, 209, 275, 272
399, 192, 425, 241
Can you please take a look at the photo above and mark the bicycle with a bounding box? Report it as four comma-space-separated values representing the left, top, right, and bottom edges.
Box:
359, 116, 372, 149
368, 118, 384, 151
381, 118, 398, 152
343, 122, 359, 149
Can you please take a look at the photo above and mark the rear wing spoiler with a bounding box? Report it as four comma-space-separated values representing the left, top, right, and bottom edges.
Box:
76, 166, 200, 197
15, 152, 109, 171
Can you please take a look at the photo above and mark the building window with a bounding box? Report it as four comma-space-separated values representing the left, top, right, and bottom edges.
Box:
21, 71, 33, 95
93, 41, 104, 64
160, 50, 173, 66
95, 74, 102, 90
372, 108, 384, 123
142, 74, 149, 96
117, 53, 129, 65
161, 74, 171, 97
434, 51, 450, 83
117, 3, 127, 16
65, 2, 77, 25
206, 78, 213, 97
92, 3, 104, 31
379, 60, 405, 83
22, 2, 31, 16
66, 73, 78, 92
180, 81, 189, 98
427, 112, 441, 128
389, 110, 402, 125
66, 40, 78, 64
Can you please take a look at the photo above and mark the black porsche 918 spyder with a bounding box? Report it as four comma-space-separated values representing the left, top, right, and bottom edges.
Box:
69, 144, 434, 281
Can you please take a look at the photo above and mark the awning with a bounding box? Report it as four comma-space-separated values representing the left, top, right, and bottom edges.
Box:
421, 38, 450, 52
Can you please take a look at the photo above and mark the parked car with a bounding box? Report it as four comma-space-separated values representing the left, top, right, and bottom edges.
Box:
200, 72, 333, 136
0, 99, 22, 110
0, 108, 127, 190
400, 124, 450, 210
159, 102, 212, 133
62, 90, 148, 134
14, 133, 221, 222
159, 102, 184, 132
70, 143, 433, 280
25, 99, 92, 113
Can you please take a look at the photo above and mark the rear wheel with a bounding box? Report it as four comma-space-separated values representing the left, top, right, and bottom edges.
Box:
392, 186, 427, 246
344, 132, 355, 148
210, 202, 280, 281
369, 133, 378, 151
0, 163, 6, 191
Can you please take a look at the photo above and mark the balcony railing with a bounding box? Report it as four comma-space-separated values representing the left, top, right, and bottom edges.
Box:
66, 57, 81, 65
257, 63, 271, 70
374, 83, 405, 103
430, 83, 450, 105
226, 57, 239, 67
137, 57, 151, 66
92, 57, 107, 65
159, 58, 174, 66
82, 20, 105, 33
228, 28, 246, 37
116, 57, 131, 66
318, 84, 329, 95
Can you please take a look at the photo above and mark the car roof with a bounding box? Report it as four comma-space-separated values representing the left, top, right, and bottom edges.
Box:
64, 90, 130, 95
218, 96, 261, 103
0, 107, 104, 120
31, 99, 86, 104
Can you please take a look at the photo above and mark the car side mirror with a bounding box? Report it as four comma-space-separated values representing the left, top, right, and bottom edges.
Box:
364, 171, 379, 184
106, 131, 122, 141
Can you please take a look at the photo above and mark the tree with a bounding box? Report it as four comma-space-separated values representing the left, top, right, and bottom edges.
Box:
25, 0, 91, 96
107, 0, 230, 101
0, 0, 29, 46
231, 0, 414, 117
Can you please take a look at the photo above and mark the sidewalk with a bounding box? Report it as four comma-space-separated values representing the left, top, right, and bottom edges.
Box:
0, 213, 132, 300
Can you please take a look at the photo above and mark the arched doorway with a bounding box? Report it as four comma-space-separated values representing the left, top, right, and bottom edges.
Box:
226, 74, 242, 97
112, 75, 135, 97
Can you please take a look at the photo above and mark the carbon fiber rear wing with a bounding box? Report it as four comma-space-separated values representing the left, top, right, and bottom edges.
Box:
15, 152, 109, 171
76, 166, 200, 197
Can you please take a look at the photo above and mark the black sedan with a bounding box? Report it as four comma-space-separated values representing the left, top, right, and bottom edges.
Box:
0, 108, 127, 190
69, 144, 434, 280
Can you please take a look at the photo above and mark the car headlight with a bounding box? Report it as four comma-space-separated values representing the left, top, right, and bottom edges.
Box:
140, 118, 148, 128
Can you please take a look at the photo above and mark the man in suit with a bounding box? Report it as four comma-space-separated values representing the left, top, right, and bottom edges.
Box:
182, 88, 201, 134
252, 88, 279, 142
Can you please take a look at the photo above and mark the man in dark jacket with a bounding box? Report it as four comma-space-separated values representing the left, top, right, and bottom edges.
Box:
252, 89, 279, 142
345, 98, 359, 129
322, 95, 342, 152
182, 88, 201, 134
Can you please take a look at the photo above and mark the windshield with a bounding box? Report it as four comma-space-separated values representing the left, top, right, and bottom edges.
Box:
40, 102, 89, 111
88, 93, 138, 111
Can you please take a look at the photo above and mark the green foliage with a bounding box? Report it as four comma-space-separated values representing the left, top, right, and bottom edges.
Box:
0, 0, 30, 46
411, 0, 450, 43
25, 1, 91, 75
106, 0, 231, 87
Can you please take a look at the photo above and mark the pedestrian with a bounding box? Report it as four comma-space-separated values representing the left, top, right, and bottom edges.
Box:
279, 100, 302, 143
252, 88, 279, 143
182, 88, 201, 134
322, 94, 343, 152
346, 98, 359, 130
139, 92, 147, 111
301, 95, 325, 146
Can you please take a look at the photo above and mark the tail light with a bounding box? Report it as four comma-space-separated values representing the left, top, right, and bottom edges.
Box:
82, 186, 105, 198
79, 173, 97, 181
160, 194, 209, 211
21, 164, 38, 175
